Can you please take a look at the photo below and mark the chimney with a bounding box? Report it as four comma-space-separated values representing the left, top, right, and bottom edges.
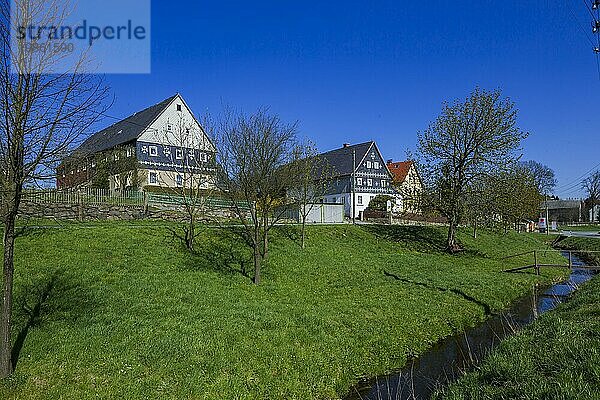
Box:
342, 143, 350, 148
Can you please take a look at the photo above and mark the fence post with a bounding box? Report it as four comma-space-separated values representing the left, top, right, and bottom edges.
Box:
569, 251, 573, 270
78, 190, 84, 222
534, 250, 539, 276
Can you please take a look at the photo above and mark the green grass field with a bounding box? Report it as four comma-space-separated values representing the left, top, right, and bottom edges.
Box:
438, 236, 600, 399
0, 222, 567, 399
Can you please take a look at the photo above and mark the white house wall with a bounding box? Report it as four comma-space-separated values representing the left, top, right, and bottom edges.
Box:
138, 94, 215, 152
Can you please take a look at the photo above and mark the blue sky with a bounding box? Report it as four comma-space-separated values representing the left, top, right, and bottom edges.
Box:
101, 1, 600, 198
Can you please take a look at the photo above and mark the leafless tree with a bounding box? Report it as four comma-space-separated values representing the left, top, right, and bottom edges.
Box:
417, 87, 528, 252
286, 141, 333, 249
0, 0, 109, 376
583, 171, 600, 223
155, 113, 217, 252
215, 108, 300, 284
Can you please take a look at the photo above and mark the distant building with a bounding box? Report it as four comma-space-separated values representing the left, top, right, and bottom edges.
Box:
316, 141, 399, 218
541, 199, 583, 224
386, 160, 423, 214
57, 93, 216, 191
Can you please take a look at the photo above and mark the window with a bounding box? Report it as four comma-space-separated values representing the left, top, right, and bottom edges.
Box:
357, 195, 363, 205
367, 179, 373, 186
149, 146, 158, 156
356, 177, 363, 186
381, 180, 387, 187
167, 123, 173, 132
200, 153, 208, 162
176, 104, 182, 112
366, 161, 372, 168
176, 174, 183, 186
374, 161, 380, 169
149, 172, 158, 184
126, 148, 132, 157
175, 148, 183, 159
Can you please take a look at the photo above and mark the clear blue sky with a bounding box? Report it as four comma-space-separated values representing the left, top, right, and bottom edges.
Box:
100, 1, 599, 198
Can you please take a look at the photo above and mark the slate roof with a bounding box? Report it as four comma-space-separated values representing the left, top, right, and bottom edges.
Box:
318, 141, 374, 176
387, 160, 413, 184
74, 94, 178, 156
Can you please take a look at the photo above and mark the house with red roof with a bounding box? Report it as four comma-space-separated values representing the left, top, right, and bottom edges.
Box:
386, 160, 423, 214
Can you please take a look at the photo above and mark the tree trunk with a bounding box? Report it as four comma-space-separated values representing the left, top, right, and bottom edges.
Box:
0, 209, 17, 377
301, 217, 306, 249
252, 227, 261, 285
186, 217, 195, 252
253, 244, 261, 285
446, 217, 459, 253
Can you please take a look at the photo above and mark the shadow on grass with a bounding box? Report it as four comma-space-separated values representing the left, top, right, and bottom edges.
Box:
362, 225, 448, 252
383, 270, 492, 316
12, 270, 98, 370
181, 227, 252, 280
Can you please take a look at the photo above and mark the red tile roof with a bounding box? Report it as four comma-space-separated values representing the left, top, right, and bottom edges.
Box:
387, 160, 413, 184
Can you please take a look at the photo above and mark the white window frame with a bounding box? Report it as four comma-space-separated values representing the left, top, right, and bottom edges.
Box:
374, 161, 380, 169
366, 161, 372, 169
149, 146, 158, 157
367, 178, 373, 186
357, 195, 363, 205
126, 148, 132, 157
356, 177, 363, 186
200, 153, 208, 162
149, 171, 158, 184
175, 148, 183, 160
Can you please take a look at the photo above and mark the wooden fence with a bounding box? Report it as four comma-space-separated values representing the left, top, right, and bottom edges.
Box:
22, 189, 250, 211
23, 189, 146, 206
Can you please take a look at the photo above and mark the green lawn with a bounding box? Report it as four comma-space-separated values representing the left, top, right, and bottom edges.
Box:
437, 236, 600, 399
0, 222, 567, 399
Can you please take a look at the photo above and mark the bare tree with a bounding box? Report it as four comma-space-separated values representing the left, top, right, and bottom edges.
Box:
286, 141, 332, 249
0, 0, 109, 376
215, 109, 300, 284
417, 87, 528, 252
583, 171, 600, 223
156, 113, 217, 252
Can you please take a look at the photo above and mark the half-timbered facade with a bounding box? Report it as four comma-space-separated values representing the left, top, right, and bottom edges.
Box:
57, 94, 216, 191
317, 141, 400, 218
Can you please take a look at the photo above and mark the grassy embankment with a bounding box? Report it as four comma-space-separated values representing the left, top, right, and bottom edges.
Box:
0, 221, 566, 399
438, 236, 600, 399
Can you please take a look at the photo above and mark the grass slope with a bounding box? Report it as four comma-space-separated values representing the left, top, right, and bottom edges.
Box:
438, 237, 600, 399
0, 222, 565, 399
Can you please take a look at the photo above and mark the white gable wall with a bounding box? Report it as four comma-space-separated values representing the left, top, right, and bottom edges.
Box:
137, 94, 215, 152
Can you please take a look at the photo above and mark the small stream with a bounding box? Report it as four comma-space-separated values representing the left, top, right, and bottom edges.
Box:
344, 252, 597, 400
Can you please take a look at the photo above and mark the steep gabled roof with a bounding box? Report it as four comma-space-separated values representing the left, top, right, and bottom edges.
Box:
387, 160, 414, 184
318, 141, 374, 176
74, 94, 178, 156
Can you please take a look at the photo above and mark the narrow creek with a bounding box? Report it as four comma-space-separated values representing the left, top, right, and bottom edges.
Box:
344, 252, 597, 400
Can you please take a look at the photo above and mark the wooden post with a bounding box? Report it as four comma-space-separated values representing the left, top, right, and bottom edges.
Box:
569, 251, 573, 270
534, 250, 539, 275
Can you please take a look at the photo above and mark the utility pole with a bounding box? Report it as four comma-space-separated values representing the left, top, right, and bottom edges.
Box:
545, 193, 549, 235
352, 149, 356, 224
